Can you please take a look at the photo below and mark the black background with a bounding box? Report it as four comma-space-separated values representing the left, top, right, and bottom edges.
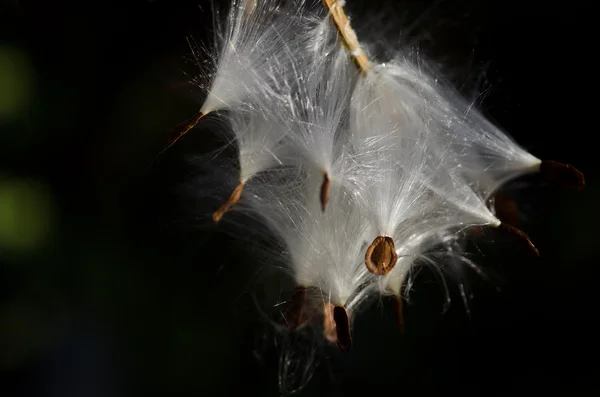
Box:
0, 0, 597, 396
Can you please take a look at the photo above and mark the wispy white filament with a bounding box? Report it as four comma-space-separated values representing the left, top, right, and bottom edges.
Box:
181, 0, 569, 392
196, 0, 541, 333
277, 16, 358, 200
200, 0, 308, 115
226, 105, 287, 184
251, 168, 374, 310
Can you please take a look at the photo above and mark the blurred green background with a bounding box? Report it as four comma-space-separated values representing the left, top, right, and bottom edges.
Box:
0, 0, 598, 396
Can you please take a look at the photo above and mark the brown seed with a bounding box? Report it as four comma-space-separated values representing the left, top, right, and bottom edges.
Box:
333, 306, 352, 351
167, 111, 205, 145
498, 223, 539, 256
391, 295, 405, 334
323, 302, 337, 344
320, 172, 330, 212
493, 191, 521, 228
285, 286, 307, 331
540, 160, 585, 190
469, 225, 485, 238
213, 181, 245, 223
322, 304, 352, 350
365, 236, 398, 275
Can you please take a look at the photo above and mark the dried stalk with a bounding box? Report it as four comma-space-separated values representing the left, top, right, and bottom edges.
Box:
322, 0, 371, 74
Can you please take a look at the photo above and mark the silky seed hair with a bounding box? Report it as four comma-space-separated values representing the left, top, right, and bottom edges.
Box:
166, 0, 585, 393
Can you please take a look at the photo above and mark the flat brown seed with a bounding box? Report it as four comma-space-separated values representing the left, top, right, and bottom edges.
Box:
498, 223, 539, 256
365, 236, 398, 275
494, 191, 521, 228
391, 295, 405, 334
285, 286, 307, 331
540, 160, 585, 190
167, 111, 204, 145
213, 181, 245, 223
333, 306, 352, 351
323, 302, 337, 344
320, 172, 330, 212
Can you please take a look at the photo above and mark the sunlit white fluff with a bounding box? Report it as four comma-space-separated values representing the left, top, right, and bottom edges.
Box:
176, 0, 582, 394
371, 59, 542, 200
194, 0, 547, 335
350, 63, 499, 248
276, 17, 359, 204
251, 168, 375, 310
225, 105, 288, 184
200, 0, 307, 115
347, 57, 513, 307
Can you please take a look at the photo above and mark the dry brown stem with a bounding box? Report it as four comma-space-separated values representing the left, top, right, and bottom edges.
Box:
322, 0, 371, 74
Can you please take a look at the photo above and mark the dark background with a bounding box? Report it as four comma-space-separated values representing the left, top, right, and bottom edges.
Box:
0, 0, 597, 396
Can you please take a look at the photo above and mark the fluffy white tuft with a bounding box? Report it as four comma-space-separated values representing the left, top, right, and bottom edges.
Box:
174, 0, 582, 393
